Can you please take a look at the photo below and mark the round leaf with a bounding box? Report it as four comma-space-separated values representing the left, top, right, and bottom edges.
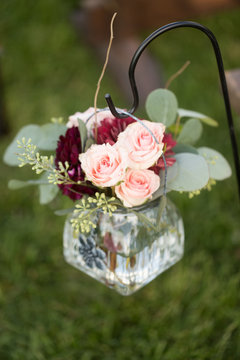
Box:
152, 162, 179, 199
177, 118, 203, 145
39, 183, 59, 204
168, 153, 209, 191
173, 143, 198, 154
3, 125, 40, 166
38, 123, 66, 150
146, 89, 178, 126
178, 108, 218, 127
198, 147, 232, 180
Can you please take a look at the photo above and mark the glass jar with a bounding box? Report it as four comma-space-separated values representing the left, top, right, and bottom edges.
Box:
63, 197, 184, 296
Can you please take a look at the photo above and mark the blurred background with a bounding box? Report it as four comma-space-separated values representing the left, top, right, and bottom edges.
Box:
0, 0, 240, 358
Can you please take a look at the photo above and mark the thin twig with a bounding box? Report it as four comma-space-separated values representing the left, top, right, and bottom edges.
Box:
93, 12, 117, 141
165, 60, 191, 89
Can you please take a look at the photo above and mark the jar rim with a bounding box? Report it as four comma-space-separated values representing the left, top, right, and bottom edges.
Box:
112, 195, 164, 214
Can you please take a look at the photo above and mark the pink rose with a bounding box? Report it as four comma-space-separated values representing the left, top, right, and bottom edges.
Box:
67, 108, 115, 133
116, 120, 165, 169
79, 143, 128, 187
115, 168, 160, 207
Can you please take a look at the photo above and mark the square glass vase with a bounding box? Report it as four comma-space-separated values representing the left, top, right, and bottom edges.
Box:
63, 197, 184, 296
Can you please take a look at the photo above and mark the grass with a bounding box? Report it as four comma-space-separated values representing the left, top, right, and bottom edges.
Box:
0, 1, 240, 359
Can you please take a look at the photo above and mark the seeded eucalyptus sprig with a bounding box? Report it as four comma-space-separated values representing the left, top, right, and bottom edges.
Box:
71, 193, 119, 234
16, 137, 93, 191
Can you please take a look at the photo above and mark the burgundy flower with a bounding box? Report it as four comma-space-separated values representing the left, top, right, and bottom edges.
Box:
150, 133, 177, 174
55, 127, 95, 200
94, 116, 136, 145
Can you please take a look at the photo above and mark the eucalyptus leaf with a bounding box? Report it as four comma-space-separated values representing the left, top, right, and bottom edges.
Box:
198, 147, 232, 180
84, 137, 95, 151
152, 162, 179, 200
55, 207, 75, 216
173, 143, 198, 154
178, 108, 218, 127
3, 125, 40, 166
78, 119, 88, 150
38, 123, 66, 150
8, 178, 49, 190
39, 183, 59, 204
38, 172, 59, 204
3, 122, 66, 166
177, 118, 203, 145
167, 153, 209, 192
146, 89, 178, 126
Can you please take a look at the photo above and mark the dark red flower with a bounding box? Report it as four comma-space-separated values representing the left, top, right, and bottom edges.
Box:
94, 116, 136, 145
55, 127, 95, 200
150, 133, 177, 174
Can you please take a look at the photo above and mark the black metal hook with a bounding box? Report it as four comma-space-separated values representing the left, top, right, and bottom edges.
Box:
105, 20, 240, 198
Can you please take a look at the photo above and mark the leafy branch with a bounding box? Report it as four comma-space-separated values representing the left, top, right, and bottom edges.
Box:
16, 137, 94, 190
71, 193, 119, 234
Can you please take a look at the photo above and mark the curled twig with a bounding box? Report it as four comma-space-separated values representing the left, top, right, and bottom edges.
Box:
165, 60, 191, 89
93, 12, 117, 141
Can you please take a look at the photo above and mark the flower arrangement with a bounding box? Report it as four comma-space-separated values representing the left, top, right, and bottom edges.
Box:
3, 14, 233, 294
4, 91, 232, 234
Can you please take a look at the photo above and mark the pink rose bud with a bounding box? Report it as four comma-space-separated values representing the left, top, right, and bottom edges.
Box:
116, 120, 165, 170
115, 168, 160, 207
79, 143, 128, 187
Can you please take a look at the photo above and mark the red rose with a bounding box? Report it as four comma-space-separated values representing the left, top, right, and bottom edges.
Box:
94, 116, 135, 145
150, 133, 177, 173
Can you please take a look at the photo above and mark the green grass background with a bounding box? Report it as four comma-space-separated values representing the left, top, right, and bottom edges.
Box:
0, 1, 240, 359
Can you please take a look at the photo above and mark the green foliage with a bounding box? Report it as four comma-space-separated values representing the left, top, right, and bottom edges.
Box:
39, 182, 59, 204
8, 178, 48, 189
198, 147, 232, 180
71, 193, 118, 234
3, 123, 66, 166
3, 125, 40, 166
39, 173, 59, 204
8, 175, 59, 204
168, 153, 209, 191
152, 164, 179, 199
146, 89, 178, 126
173, 143, 198, 154
177, 118, 203, 145
178, 108, 218, 127
78, 119, 88, 150
84, 137, 95, 151
16, 137, 55, 174
37, 123, 66, 150
11, 137, 95, 205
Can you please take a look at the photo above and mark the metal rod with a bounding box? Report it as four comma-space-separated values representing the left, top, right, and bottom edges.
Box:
105, 20, 240, 198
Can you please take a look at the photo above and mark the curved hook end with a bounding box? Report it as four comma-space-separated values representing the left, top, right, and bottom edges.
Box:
105, 93, 128, 119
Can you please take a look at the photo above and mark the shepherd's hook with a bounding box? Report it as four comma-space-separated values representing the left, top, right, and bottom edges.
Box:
105, 21, 240, 199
